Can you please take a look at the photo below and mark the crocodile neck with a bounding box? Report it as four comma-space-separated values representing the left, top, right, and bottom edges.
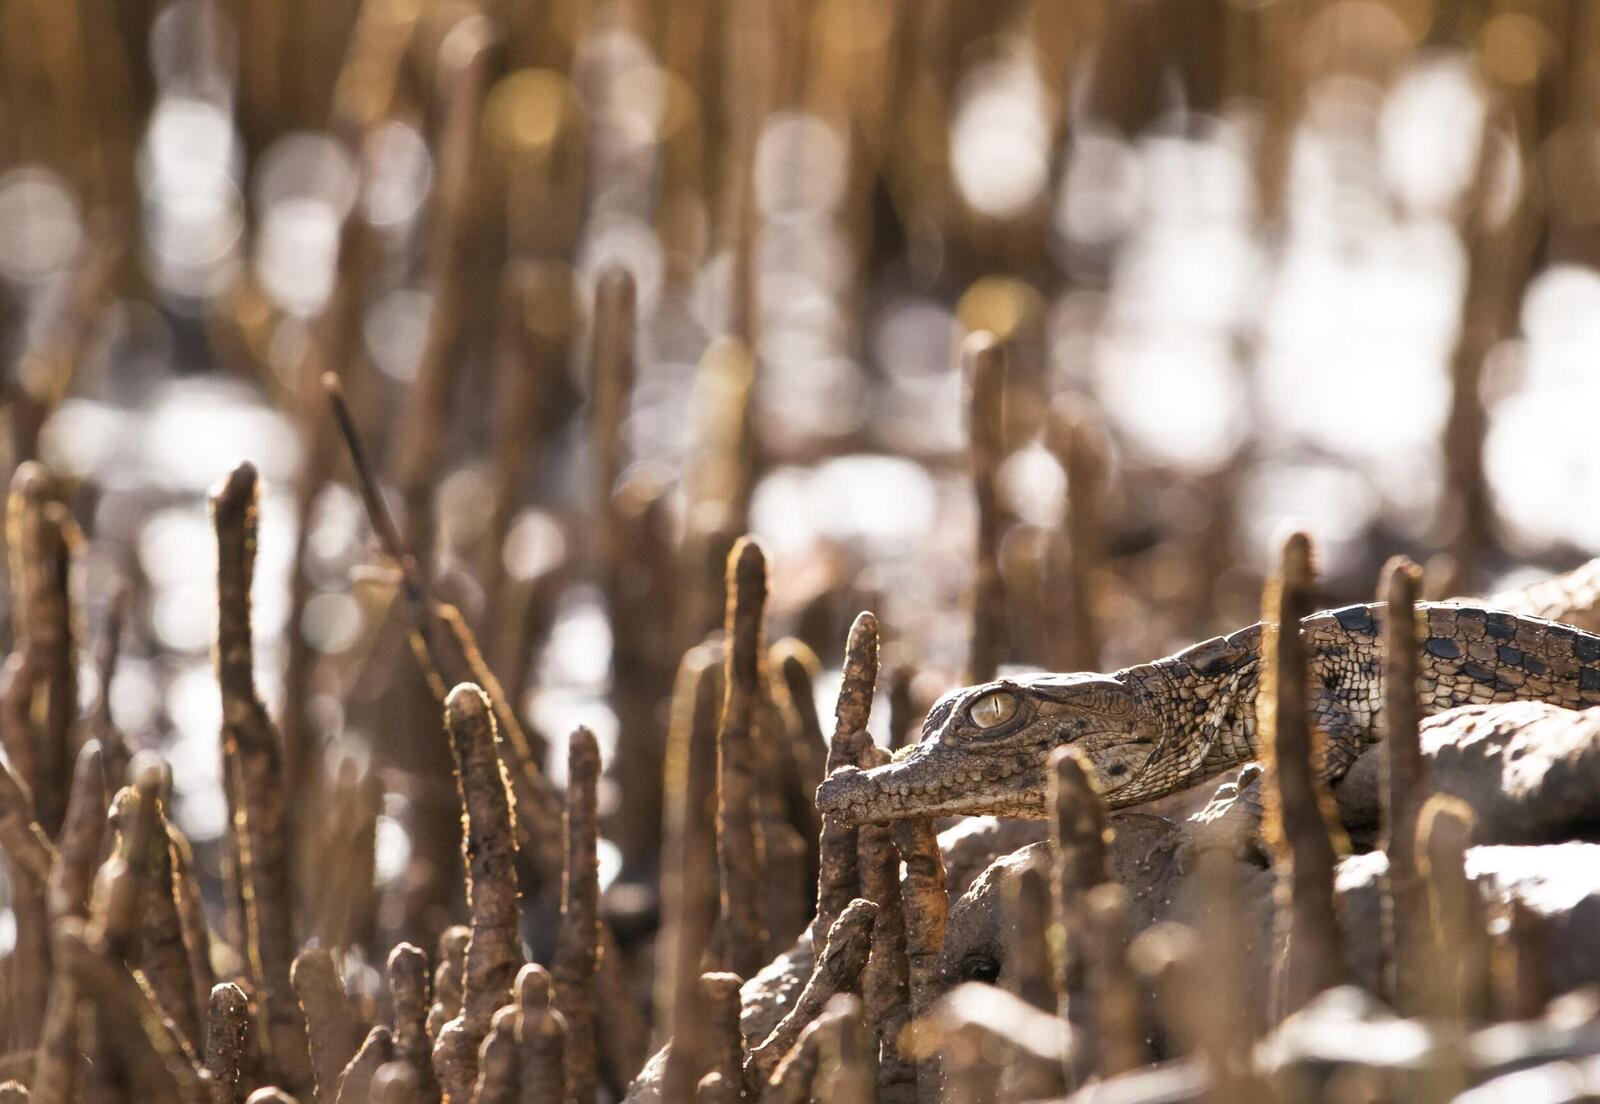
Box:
1109, 624, 1264, 806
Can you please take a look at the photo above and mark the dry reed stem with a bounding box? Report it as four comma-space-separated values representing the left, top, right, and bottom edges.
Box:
1417, 795, 1490, 1022
1260, 531, 1346, 1019
387, 943, 441, 1102
717, 537, 771, 978
517, 964, 568, 1104
553, 727, 601, 1104
747, 898, 878, 1084
699, 972, 746, 1090
815, 611, 880, 944
963, 331, 1007, 684
1491, 897, 1547, 1022
1043, 399, 1106, 673
473, 1007, 521, 1104
292, 948, 364, 1104
438, 684, 523, 1078
1083, 883, 1145, 1078
212, 461, 309, 1091
334, 1028, 394, 1104
1379, 556, 1428, 1015
657, 644, 723, 1101
1047, 744, 1109, 1074
206, 983, 251, 1104
427, 928, 468, 1042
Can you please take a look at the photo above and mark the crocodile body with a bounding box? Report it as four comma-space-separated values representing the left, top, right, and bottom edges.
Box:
815, 602, 1600, 825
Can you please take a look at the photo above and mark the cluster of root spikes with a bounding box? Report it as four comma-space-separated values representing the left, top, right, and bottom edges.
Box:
0, 382, 1552, 1104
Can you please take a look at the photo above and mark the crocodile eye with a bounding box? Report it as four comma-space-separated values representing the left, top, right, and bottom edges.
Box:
968, 690, 1018, 730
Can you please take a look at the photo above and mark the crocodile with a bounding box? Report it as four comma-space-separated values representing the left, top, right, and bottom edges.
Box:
815, 602, 1600, 825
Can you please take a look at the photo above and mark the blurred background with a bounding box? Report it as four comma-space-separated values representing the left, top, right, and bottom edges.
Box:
1, 0, 1599, 961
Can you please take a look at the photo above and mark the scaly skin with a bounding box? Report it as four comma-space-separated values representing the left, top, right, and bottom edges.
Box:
816, 603, 1600, 825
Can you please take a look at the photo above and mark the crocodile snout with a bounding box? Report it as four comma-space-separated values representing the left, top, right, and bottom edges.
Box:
815, 765, 872, 826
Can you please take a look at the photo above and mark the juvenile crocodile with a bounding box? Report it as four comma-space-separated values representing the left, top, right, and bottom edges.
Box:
815, 603, 1600, 825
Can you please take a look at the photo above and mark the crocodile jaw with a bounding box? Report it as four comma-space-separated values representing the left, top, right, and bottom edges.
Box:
815, 748, 1048, 826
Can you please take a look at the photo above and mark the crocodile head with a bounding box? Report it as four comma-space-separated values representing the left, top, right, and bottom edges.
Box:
815, 672, 1158, 825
